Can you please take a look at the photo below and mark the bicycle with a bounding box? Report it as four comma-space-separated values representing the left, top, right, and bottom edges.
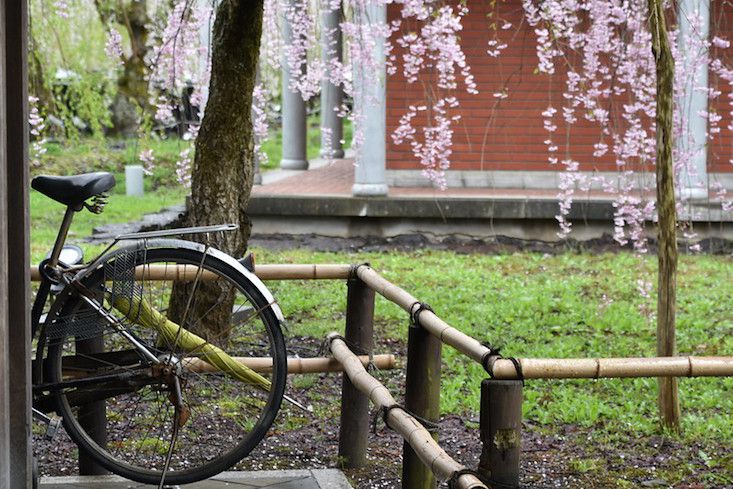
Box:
30, 172, 288, 486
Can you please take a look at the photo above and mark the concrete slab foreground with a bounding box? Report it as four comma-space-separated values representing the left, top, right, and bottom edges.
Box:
40, 469, 353, 488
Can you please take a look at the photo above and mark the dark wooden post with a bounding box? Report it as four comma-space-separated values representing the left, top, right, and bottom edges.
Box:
402, 323, 441, 489
3, 0, 33, 485
478, 379, 523, 488
0, 6, 10, 478
338, 278, 375, 468
76, 335, 109, 475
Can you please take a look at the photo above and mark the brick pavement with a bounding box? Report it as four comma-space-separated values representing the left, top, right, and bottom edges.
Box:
252, 158, 623, 201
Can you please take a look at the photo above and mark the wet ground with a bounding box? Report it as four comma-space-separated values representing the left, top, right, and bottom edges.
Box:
35, 352, 733, 488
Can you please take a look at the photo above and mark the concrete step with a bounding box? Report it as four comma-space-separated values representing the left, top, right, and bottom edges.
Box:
40, 469, 353, 488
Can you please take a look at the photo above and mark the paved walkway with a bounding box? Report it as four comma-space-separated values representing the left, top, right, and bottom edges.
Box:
252, 158, 620, 201
40, 469, 352, 488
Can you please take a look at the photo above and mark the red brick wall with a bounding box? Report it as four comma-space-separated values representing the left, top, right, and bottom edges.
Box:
709, 4, 733, 174
386, 0, 733, 175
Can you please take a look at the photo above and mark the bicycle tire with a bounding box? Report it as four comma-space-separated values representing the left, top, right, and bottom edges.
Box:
46, 243, 286, 485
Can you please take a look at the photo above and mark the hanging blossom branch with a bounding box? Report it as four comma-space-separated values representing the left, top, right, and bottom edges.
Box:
282, 0, 324, 99
276, 0, 476, 172
143, 0, 211, 182
149, 1, 211, 125
390, 1, 477, 189
104, 27, 125, 67
517, 0, 732, 250
338, 0, 394, 153
28, 96, 47, 168
252, 83, 270, 165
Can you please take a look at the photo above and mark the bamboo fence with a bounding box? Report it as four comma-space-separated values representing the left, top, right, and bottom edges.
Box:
32, 262, 733, 379
328, 333, 487, 489
356, 265, 492, 365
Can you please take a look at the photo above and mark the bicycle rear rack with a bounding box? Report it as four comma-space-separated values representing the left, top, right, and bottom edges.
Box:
114, 223, 238, 241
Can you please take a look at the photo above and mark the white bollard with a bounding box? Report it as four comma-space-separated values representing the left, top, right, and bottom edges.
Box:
125, 165, 144, 197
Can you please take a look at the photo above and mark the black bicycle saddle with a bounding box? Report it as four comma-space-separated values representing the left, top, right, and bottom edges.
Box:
31, 172, 116, 208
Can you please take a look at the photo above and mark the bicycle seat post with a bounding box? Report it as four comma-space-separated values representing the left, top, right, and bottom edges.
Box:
48, 205, 77, 269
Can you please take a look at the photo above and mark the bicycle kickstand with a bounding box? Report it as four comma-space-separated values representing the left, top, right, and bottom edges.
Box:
32, 408, 62, 441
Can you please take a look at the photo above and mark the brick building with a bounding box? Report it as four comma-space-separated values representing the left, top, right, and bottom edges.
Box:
383, 0, 733, 193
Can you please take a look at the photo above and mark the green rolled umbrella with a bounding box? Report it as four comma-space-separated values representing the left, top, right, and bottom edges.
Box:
109, 293, 272, 393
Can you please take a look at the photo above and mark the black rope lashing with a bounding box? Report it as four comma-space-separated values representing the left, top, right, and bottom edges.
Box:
327, 334, 346, 347
321, 334, 346, 357
447, 468, 491, 489
507, 356, 524, 383
409, 301, 434, 327
371, 403, 440, 435
371, 404, 400, 434
326, 333, 372, 356
480, 342, 502, 376
480, 342, 524, 384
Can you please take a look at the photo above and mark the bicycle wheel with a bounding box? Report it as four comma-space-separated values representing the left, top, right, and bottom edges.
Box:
45, 243, 286, 485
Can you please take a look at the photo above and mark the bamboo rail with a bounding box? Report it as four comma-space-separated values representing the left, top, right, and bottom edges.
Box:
356, 266, 489, 364
327, 333, 487, 489
183, 354, 395, 374
34, 263, 733, 379
356, 265, 733, 380
30, 263, 354, 282
490, 356, 733, 379
328, 333, 487, 489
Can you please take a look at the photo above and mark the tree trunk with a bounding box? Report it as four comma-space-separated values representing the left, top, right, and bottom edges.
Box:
95, 0, 151, 136
168, 0, 263, 342
112, 0, 150, 136
648, 0, 680, 432
28, 28, 54, 115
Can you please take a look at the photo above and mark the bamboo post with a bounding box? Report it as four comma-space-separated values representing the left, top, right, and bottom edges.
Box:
478, 379, 522, 488
338, 278, 375, 469
328, 334, 486, 489
403, 320, 442, 489
75, 335, 108, 476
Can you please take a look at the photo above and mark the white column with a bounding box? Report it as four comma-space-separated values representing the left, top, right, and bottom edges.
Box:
198, 7, 213, 114
678, 0, 710, 199
352, 1, 388, 196
320, 1, 344, 158
253, 152, 263, 185
280, 1, 309, 170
